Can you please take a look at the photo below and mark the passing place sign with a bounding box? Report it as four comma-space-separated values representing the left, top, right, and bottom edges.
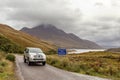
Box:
58, 48, 67, 55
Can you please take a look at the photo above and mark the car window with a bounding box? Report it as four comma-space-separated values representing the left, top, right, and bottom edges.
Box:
26, 49, 29, 53
29, 48, 43, 53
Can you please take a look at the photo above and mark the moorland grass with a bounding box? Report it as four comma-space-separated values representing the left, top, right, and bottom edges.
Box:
0, 52, 18, 80
47, 51, 120, 80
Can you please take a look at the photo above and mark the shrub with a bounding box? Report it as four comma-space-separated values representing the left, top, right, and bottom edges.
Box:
0, 35, 24, 53
0, 66, 4, 73
103, 55, 113, 59
47, 52, 120, 79
118, 56, 120, 61
69, 63, 80, 72
6, 54, 15, 62
61, 60, 68, 68
0, 55, 2, 60
0, 62, 7, 67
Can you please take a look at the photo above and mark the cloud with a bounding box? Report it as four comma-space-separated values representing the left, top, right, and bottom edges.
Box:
0, 0, 120, 48
95, 2, 103, 7
3, 0, 81, 29
77, 16, 120, 47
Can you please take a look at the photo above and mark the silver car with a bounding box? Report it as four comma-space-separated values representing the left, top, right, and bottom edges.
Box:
24, 47, 46, 66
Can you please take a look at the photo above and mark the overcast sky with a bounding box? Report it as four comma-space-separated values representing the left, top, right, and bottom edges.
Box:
0, 0, 120, 48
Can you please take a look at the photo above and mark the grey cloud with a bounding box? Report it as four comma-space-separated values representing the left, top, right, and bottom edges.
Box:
5, 0, 81, 30
98, 17, 118, 22
75, 17, 120, 47
0, 0, 120, 48
95, 2, 103, 7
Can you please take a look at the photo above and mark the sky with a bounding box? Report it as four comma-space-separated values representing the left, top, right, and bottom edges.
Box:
0, 0, 120, 48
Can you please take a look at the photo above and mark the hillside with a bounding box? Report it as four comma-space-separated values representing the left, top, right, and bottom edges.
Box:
107, 48, 120, 53
21, 24, 102, 49
0, 24, 56, 52
0, 35, 23, 53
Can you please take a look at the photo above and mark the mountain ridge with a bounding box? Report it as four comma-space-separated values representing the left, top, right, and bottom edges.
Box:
20, 24, 102, 49
0, 24, 56, 52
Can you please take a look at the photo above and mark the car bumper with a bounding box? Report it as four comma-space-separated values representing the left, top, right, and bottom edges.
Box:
29, 58, 46, 62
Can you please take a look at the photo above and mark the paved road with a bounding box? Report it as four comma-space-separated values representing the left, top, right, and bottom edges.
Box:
15, 55, 109, 80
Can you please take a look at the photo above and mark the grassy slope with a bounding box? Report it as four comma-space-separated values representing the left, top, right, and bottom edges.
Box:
47, 51, 120, 80
0, 35, 23, 53
0, 52, 17, 80
0, 24, 56, 52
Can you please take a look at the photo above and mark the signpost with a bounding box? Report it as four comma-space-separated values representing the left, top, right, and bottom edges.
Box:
58, 48, 67, 56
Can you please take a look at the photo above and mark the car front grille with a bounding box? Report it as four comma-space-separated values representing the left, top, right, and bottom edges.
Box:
33, 59, 44, 60
34, 55, 43, 58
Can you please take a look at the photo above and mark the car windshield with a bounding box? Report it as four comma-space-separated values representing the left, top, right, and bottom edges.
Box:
29, 48, 43, 53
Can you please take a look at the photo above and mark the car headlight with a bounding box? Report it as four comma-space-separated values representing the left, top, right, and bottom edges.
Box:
30, 55, 34, 58
42, 54, 46, 59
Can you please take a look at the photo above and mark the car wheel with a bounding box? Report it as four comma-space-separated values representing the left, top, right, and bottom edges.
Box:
42, 62, 46, 66
27, 60, 32, 66
27, 58, 31, 66
24, 56, 26, 63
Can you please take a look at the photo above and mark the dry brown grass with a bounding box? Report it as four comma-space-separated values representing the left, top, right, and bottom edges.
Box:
47, 51, 120, 80
0, 52, 18, 80
0, 24, 56, 52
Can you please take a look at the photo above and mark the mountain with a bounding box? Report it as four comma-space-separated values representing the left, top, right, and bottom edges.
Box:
20, 24, 102, 49
107, 48, 120, 53
0, 24, 56, 52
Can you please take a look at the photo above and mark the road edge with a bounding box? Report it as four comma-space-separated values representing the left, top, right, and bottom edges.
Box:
15, 55, 25, 80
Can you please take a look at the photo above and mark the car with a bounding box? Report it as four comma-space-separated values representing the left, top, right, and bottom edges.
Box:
23, 47, 46, 66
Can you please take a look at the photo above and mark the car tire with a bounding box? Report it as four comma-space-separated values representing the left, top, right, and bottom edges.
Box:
27, 58, 32, 66
27, 61, 32, 66
24, 56, 26, 63
42, 62, 46, 66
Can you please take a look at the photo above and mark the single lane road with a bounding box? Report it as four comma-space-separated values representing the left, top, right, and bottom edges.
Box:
15, 55, 109, 80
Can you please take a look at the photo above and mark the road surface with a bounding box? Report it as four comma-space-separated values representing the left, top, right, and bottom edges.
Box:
15, 55, 109, 80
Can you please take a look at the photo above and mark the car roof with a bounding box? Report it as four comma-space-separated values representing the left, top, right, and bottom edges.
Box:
26, 47, 41, 50
26, 47, 43, 52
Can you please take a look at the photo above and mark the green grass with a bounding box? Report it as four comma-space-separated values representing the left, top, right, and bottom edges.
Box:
0, 52, 18, 80
0, 35, 24, 53
47, 51, 120, 80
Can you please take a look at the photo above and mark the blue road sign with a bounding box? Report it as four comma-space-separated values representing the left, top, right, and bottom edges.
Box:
58, 48, 67, 55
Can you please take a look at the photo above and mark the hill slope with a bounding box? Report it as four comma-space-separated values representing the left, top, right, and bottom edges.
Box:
107, 48, 120, 52
21, 24, 102, 49
0, 24, 56, 52
0, 35, 23, 53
